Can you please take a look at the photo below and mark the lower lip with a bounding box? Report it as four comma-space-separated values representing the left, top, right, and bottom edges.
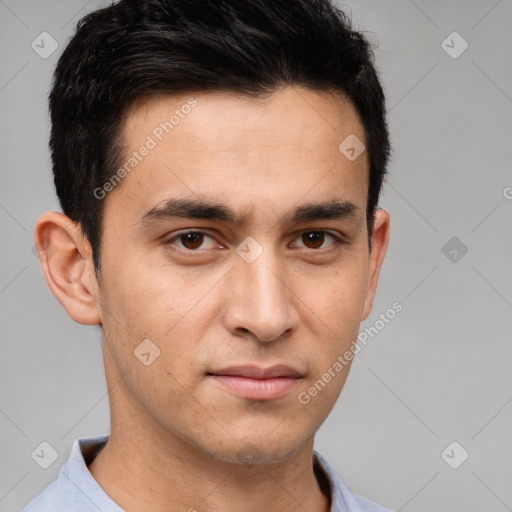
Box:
209, 375, 300, 401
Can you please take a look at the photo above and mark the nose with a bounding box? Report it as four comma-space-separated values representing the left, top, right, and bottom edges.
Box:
222, 246, 299, 343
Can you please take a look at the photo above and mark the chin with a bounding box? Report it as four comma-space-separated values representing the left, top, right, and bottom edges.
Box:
201, 433, 310, 467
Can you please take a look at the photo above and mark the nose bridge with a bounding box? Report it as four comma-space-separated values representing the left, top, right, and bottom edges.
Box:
224, 240, 297, 342
247, 249, 286, 311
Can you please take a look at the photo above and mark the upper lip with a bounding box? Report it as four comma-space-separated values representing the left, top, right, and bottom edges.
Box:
208, 364, 303, 379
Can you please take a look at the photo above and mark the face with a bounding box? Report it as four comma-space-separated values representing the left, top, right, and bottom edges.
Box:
65, 87, 389, 464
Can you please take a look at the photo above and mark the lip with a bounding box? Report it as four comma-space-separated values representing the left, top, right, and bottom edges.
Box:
210, 364, 303, 379
208, 364, 303, 401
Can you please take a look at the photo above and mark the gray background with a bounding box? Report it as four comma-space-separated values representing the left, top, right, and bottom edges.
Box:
1, 0, 511, 510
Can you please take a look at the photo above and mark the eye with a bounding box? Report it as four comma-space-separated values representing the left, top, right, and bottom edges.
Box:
293, 230, 342, 250
162, 229, 343, 256
163, 230, 219, 252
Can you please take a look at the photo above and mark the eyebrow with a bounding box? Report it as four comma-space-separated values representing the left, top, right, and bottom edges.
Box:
136, 197, 362, 230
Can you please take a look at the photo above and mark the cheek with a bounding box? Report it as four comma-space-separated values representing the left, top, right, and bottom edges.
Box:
296, 262, 368, 392
306, 262, 368, 331
98, 250, 221, 379
100, 250, 188, 335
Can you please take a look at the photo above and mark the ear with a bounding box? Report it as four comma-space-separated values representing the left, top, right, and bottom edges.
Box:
34, 211, 101, 325
361, 208, 390, 321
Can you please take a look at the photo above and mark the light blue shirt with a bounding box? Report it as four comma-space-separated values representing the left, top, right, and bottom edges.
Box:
22, 434, 393, 512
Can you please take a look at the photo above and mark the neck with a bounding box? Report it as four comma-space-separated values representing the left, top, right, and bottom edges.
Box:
88, 427, 330, 512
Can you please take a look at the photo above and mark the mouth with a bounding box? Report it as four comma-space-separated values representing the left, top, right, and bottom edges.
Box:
207, 364, 303, 401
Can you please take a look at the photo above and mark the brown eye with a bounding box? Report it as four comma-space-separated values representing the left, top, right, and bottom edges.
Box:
163, 230, 218, 252
301, 231, 325, 249
296, 231, 339, 250
180, 232, 204, 250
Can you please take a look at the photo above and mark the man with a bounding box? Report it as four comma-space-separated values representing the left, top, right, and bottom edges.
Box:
25, 0, 393, 510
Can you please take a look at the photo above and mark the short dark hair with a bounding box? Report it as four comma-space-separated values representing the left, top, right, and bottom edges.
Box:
49, 0, 390, 274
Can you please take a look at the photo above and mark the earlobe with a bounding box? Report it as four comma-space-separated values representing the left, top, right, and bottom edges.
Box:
361, 208, 390, 321
34, 211, 101, 325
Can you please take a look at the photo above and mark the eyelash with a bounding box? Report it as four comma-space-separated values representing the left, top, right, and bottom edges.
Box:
162, 229, 345, 256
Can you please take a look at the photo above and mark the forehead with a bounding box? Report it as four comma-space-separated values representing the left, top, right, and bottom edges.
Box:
123, 87, 364, 152
105, 87, 368, 227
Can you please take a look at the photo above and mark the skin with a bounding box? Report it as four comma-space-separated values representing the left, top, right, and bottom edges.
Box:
34, 86, 390, 512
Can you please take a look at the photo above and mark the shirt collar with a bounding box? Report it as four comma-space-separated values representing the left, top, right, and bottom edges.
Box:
313, 449, 365, 512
